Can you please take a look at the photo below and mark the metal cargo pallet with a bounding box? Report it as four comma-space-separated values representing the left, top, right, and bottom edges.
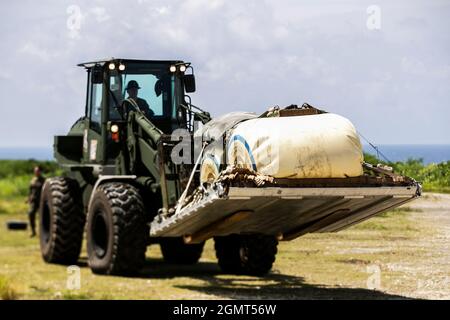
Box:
149, 185, 420, 242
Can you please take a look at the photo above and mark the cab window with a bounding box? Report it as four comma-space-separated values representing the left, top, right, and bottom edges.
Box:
107, 62, 175, 122
122, 74, 164, 116
89, 81, 103, 131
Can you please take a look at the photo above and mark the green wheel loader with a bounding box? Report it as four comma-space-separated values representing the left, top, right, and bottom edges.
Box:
39, 58, 421, 276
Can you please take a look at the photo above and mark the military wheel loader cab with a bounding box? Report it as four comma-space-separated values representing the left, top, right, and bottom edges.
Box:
43, 58, 206, 275
40, 58, 421, 277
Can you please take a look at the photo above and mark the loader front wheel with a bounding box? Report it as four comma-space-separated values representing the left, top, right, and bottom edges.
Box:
214, 234, 278, 276
39, 177, 85, 265
160, 237, 204, 264
86, 182, 147, 275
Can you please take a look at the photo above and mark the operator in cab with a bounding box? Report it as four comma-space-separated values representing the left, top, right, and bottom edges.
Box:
122, 80, 154, 119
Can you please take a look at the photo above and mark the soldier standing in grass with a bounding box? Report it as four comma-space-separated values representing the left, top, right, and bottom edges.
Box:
27, 166, 45, 237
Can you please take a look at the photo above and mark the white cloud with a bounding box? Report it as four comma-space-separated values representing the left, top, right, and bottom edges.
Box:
19, 42, 56, 62
154, 6, 170, 16
0, 0, 449, 146
0, 71, 11, 80
401, 57, 426, 75
90, 7, 110, 23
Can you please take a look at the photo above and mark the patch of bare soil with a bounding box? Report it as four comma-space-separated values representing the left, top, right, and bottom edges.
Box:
391, 193, 450, 299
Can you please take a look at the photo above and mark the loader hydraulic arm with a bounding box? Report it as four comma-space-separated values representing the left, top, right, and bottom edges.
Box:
132, 111, 163, 146
125, 110, 163, 176
125, 110, 179, 212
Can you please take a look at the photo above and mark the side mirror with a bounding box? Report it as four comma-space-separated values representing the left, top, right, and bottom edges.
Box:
154, 79, 163, 97
92, 66, 103, 84
183, 74, 196, 93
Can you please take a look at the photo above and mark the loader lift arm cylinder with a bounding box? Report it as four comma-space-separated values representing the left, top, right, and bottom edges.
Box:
127, 110, 174, 212
133, 112, 163, 146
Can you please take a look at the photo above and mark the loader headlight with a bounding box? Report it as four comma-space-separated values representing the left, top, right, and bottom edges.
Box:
169, 65, 177, 72
118, 63, 125, 71
108, 63, 116, 70
110, 124, 119, 133
179, 64, 186, 72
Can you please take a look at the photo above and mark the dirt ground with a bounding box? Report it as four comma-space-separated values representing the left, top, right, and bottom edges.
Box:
0, 192, 449, 300
387, 193, 450, 299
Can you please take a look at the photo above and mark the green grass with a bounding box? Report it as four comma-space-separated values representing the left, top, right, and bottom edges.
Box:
0, 275, 19, 300
0, 159, 448, 299
0, 201, 437, 300
0, 197, 28, 216
61, 291, 94, 300
352, 211, 419, 232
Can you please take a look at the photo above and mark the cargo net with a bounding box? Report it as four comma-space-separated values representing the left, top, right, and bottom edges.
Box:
163, 166, 274, 220
362, 162, 417, 185
260, 102, 326, 118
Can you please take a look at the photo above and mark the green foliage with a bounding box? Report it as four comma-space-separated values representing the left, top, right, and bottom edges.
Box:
0, 175, 31, 199
0, 160, 59, 179
0, 160, 61, 199
363, 153, 386, 166
363, 153, 450, 193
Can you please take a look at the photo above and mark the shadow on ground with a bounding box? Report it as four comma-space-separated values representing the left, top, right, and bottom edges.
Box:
78, 256, 412, 300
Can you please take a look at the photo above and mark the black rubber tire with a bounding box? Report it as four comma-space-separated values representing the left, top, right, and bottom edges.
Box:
39, 177, 85, 265
6, 221, 28, 230
214, 234, 278, 276
86, 182, 148, 275
160, 237, 204, 264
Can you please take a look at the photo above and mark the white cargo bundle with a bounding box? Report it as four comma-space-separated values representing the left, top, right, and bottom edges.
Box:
199, 112, 364, 182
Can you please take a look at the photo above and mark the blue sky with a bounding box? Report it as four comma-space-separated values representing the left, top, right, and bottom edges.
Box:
0, 0, 449, 147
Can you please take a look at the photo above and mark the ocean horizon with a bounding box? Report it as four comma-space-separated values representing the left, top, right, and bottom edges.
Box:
362, 144, 450, 164
0, 144, 449, 165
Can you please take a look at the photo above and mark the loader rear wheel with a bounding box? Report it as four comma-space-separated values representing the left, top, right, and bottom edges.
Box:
214, 234, 278, 276
86, 182, 148, 276
39, 177, 85, 265
160, 237, 204, 264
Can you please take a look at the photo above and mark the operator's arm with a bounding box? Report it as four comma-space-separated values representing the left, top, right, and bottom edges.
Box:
139, 99, 155, 118
121, 100, 131, 119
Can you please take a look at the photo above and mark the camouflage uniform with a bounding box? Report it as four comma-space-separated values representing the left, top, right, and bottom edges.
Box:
28, 176, 45, 235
